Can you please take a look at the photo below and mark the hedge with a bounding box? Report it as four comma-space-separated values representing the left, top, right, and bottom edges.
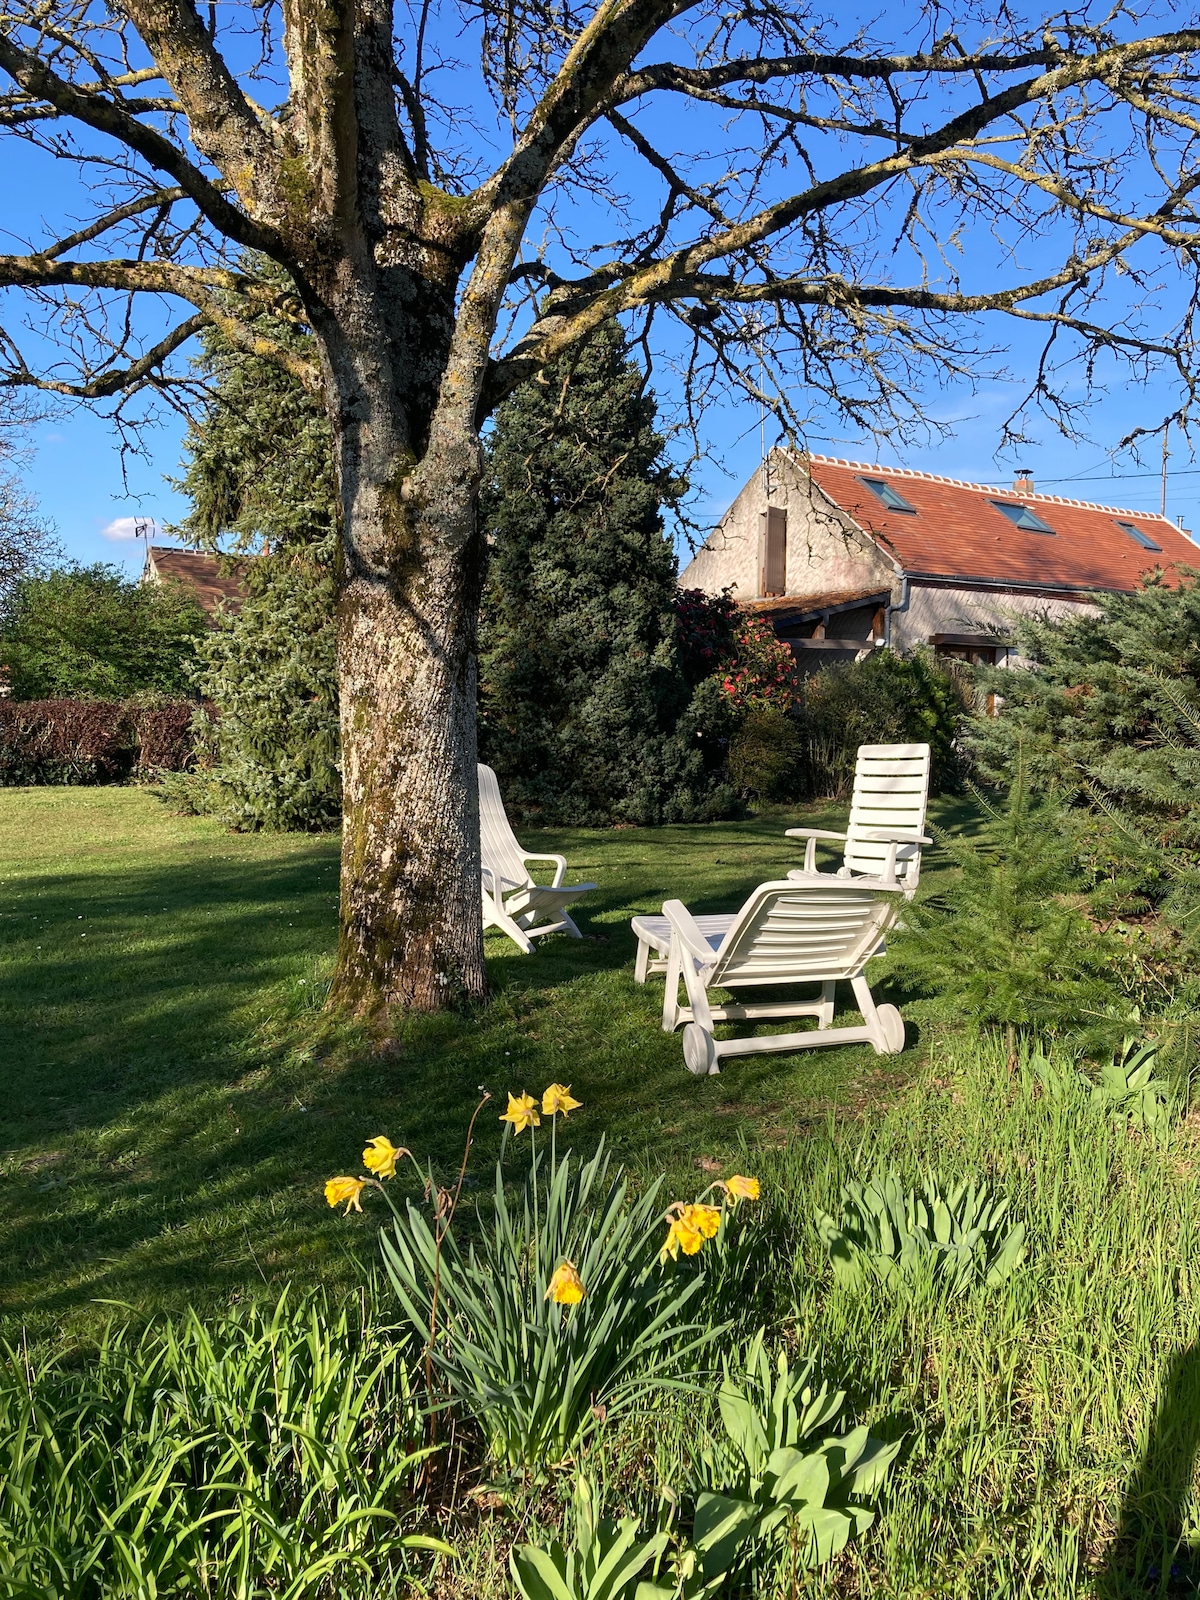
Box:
0, 699, 205, 786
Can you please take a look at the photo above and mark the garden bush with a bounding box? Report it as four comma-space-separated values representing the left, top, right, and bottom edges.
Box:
0, 563, 207, 700
792, 648, 966, 800
0, 698, 202, 785
888, 772, 1133, 1044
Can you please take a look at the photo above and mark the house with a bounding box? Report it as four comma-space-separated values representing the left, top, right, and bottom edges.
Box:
681, 451, 1197, 668
142, 545, 248, 616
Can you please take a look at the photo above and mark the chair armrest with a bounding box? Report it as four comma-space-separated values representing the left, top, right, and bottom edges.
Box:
663, 899, 719, 966
783, 828, 848, 842
522, 850, 568, 887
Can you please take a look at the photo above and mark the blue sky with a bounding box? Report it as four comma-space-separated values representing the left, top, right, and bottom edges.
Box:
4, 5, 1198, 574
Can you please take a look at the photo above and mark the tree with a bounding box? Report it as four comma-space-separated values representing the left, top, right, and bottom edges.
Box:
0, 7, 1197, 1014
170, 321, 340, 831
479, 321, 720, 825
0, 396, 59, 604
0, 564, 207, 699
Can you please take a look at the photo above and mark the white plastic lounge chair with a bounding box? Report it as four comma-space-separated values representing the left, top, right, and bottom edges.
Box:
658, 877, 906, 1075
478, 763, 597, 954
786, 742, 932, 893
631, 741, 932, 987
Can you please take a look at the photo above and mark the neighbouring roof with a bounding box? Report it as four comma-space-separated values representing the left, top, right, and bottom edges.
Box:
797, 454, 1198, 593
741, 589, 891, 626
144, 546, 248, 614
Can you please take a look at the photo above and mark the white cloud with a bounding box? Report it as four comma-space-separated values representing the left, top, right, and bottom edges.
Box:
101, 515, 161, 542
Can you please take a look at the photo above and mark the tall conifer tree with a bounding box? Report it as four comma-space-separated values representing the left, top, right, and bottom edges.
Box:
170, 317, 341, 831
479, 322, 727, 825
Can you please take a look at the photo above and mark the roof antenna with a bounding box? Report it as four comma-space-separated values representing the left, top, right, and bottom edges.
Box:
1161, 424, 1169, 519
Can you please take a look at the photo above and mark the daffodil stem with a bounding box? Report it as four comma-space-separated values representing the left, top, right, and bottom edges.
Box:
424, 1090, 491, 1478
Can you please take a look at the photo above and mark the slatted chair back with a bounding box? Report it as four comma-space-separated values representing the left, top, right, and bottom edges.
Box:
478, 763, 531, 889
843, 743, 931, 883
707, 879, 900, 990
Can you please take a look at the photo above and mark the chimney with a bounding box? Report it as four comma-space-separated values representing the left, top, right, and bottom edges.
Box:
1013, 468, 1035, 494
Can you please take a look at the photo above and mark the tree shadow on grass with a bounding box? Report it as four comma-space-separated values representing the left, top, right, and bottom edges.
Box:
1098, 1346, 1200, 1597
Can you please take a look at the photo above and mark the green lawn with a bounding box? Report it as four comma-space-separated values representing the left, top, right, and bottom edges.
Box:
0, 786, 968, 1343
5, 788, 1200, 1597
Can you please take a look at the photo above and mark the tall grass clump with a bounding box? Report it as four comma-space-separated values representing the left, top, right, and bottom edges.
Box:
0, 1290, 450, 1598
743, 1033, 1200, 1598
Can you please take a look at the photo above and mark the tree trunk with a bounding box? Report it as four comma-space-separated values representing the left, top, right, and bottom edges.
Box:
330, 405, 489, 1015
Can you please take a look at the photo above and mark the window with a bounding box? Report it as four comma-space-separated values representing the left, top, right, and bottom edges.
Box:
761, 507, 787, 596
1115, 519, 1163, 552
991, 500, 1055, 534
859, 477, 918, 514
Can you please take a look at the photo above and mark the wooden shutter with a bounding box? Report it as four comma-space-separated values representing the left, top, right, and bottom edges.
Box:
762, 507, 787, 595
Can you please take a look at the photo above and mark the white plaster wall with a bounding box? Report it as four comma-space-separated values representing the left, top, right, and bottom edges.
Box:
898, 584, 1101, 661
680, 450, 897, 601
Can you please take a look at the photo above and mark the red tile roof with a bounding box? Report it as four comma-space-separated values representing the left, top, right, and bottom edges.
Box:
799, 455, 1198, 593
145, 547, 249, 614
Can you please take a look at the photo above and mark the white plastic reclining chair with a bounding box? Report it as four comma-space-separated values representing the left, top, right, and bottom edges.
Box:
630, 741, 931, 986
478, 763, 597, 954
659, 877, 906, 1075
786, 741, 932, 893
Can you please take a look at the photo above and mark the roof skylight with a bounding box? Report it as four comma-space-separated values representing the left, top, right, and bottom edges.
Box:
859, 477, 917, 514
991, 500, 1055, 535
1115, 520, 1163, 552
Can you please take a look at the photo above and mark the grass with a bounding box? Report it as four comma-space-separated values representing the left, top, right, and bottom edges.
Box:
6, 787, 1199, 1598
0, 786, 970, 1345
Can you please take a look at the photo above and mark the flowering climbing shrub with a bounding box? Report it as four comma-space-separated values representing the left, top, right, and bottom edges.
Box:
323, 1089, 760, 1474
718, 615, 799, 714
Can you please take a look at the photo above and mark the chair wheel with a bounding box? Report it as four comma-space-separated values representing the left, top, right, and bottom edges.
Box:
877, 1004, 905, 1055
683, 1024, 717, 1076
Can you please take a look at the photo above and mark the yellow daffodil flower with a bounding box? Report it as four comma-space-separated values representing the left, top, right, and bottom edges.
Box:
722, 1174, 761, 1206
362, 1135, 404, 1178
660, 1215, 704, 1262
681, 1203, 722, 1239
545, 1260, 586, 1305
324, 1176, 366, 1215
542, 1083, 582, 1118
500, 1091, 540, 1133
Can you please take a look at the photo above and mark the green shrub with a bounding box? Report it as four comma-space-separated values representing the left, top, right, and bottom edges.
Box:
169, 305, 342, 832
726, 706, 800, 801
0, 563, 207, 700
161, 557, 339, 832
816, 1168, 1027, 1294
793, 648, 965, 799
0, 1291, 450, 1597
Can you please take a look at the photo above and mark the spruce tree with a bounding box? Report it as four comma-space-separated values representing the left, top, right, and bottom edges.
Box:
479, 322, 725, 825
168, 313, 340, 831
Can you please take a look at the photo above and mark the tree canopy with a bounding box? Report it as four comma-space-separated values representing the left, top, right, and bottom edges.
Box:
479, 320, 728, 825
0, 563, 207, 700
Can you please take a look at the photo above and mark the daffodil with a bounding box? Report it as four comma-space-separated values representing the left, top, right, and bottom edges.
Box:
545, 1260, 586, 1305
324, 1176, 366, 1215
362, 1135, 404, 1178
681, 1202, 722, 1240
722, 1174, 761, 1206
500, 1091, 540, 1133
542, 1083, 582, 1118
660, 1215, 704, 1262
